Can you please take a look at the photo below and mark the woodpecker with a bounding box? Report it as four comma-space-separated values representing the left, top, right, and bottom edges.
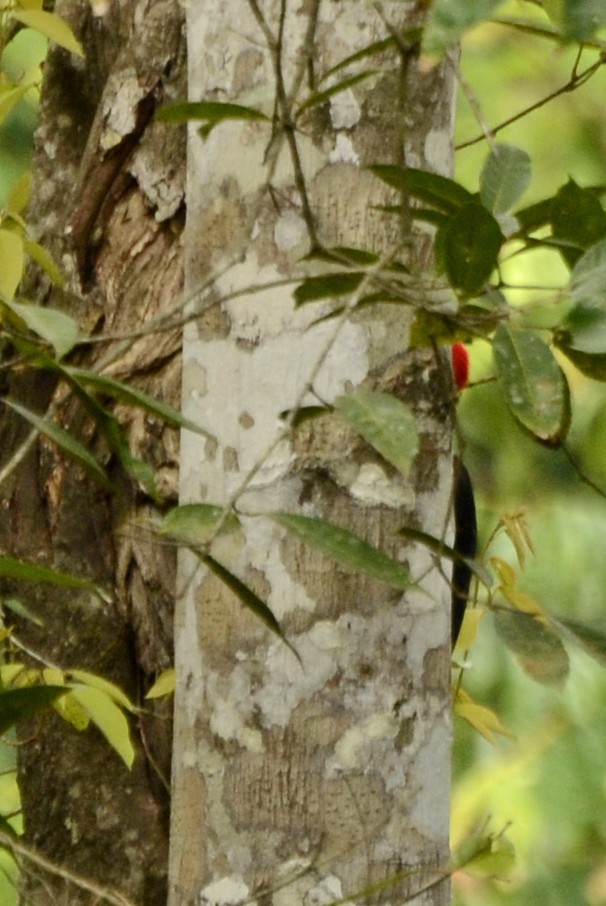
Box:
451, 344, 477, 648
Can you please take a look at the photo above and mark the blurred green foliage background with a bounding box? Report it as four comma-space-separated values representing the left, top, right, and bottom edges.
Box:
453, 7, 606, 906
2, 4, 606, 905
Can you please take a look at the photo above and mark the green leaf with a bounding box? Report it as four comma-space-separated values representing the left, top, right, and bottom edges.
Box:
422, 0, 502, 57
322, 36, 397, 79
199, 553, 299, 661
145, 668, 175, 700
370, 166, 474, 214
398, 525, 492, 588
65, 366, 210, 436
68, 670, 136, 713
493, 325, 570, 444
553, 344, 606, 382
439, 203, 503, 296
69, 685, 134, 768
334, 392, 418, 477
543, 0, 606, 40
156, 101, 269, 139
0, 229, 24, 301
294, 272, 364, 305
10, 9, 84, 57
274, 513, 414, 590
279, 405, 331, 428
0, 686, 67, 737
23, 239, 65, 288
0, 84, 32, 128
3, 398, 110, 487
159, 503, 240, 545
555, 300, 606, 354
306, 246, 380, 267
480, 144, 532, 215
2, 597, 43, 626
554, 616, 606, 668
551, 180, 606, 267
0, 553, 110, 600
296, 71, 377, 116
568, 237, 606, 305
494, 610, 570, 687
2, 299, 78, 358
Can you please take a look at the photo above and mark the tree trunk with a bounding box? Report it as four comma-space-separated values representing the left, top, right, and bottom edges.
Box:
170, 3, 456, 905
1, 0, 185, 903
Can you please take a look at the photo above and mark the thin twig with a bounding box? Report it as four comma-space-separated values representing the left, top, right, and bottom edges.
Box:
0, 831, 138, 906
457, 55, 605, 150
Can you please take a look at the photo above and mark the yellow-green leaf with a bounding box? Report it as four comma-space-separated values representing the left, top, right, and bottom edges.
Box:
7, 172, 31, 216
70, 684, 135, 768
53, 691, 91, 731
11, 9, 84, 57
24, 239, 65, 288
68, 669, 136, 713
455, 689, 516, 744
159, 504, 240, 545
3, 298, 78, 357
146, 668, 175, 700
0, 229, 24, 301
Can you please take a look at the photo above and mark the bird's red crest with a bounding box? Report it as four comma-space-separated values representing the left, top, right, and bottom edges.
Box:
451, 343, 470, 391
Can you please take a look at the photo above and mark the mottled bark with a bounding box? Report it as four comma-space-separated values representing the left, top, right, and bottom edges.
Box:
0, 0, 186, 903
171, 3, 456, 905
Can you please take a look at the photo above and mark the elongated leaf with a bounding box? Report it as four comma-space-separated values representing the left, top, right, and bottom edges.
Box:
145, 668, 175, 700
422, 0, 502, 57
65, 366, 210, 436
69, 685, 134, 768
493, 325, 570, 444
554, 616, 606, 668
306, 246, 380, 267
480, 144, 532, 215
0, 229, 23, 301
322, 36, 397, 79
199, 553, 299, 660
554, 344, 606, 382
68, 670, 136, 713
551, 180, 606, 267
160, 503, 240, 545
294, 272, 364, 305
494, 609, 570, 687
156, 101, 269, 139
555, 299, 606, 355
0, 84, 31, 127
274, 513, 414, 590
4, 399, 109, 486
296, 71, 376, 116
10, 9, 84, 56
439, 203, 503, 296
543, 0, 606, 40
335, 392, 418, 477
398, 525, 492, 588
370, 165, 473, 214
569, 237, 606, 305
455, 688, 516, 744
23, 239, 65, 288
2, 597, 43, 626
0, 686, 67, 736
0, 554, 110, 601
3, 299, 78, 358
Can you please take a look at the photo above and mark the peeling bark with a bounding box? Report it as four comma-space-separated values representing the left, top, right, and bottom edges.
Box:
171, 3, 456, 905
0, 0, 186, 903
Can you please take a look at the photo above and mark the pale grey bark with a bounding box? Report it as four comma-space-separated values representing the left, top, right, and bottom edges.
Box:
171, 3, 457, 905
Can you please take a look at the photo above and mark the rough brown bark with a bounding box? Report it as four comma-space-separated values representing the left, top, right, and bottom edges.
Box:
0, 1, 186, 903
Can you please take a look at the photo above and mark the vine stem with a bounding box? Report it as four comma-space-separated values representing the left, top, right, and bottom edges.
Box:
0, 831, 137, 906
